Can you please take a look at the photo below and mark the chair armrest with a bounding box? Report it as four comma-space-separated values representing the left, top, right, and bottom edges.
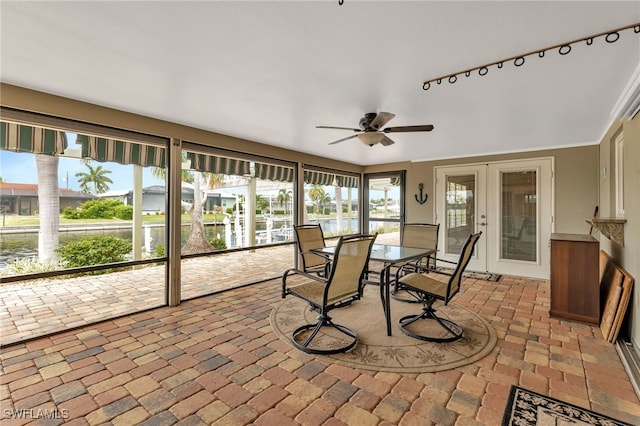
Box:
395, 256, 432, 277
301, 250, 333, 277
281, 267, 328, 298
433, 257, 456, 265
303, 250, 332, 260
418, 257, 458, 276
395, 254, 451, 283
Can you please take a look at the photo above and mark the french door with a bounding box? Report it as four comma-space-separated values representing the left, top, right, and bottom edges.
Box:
435, 158, 553, 279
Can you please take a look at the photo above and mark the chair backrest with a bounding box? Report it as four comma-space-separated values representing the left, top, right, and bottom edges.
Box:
445, 232, 482, 302
401, 223, 439, 250
401, 223, 439, 268
294, 224, 327, 272
324, 234, 377, 305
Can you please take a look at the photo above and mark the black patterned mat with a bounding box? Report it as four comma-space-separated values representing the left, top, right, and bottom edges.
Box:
501, 385, 633, 426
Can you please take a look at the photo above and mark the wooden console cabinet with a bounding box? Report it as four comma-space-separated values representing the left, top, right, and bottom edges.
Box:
550, 233, 599, 324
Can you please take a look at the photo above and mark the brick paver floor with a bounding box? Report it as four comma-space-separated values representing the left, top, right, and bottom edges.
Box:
1, 245, 296, 346
2, 270, 640, 424
0, 233, 392, 346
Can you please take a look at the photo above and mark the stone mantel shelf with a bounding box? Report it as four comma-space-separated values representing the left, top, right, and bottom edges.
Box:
585, 217, 627, 246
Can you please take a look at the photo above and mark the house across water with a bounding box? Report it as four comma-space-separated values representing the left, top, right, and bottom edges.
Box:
0, 182, 94, 215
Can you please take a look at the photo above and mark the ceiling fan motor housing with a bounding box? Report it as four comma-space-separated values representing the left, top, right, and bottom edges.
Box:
359, 113, 378, 130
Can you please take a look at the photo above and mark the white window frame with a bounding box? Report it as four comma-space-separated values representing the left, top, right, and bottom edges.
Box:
615, 133, 625, 218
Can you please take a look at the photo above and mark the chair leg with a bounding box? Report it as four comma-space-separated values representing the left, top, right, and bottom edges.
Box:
291, 313, 358, 355
398, 301, 463, 343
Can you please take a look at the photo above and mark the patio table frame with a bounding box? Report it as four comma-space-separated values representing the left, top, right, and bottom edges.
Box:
313, 244, 436, 336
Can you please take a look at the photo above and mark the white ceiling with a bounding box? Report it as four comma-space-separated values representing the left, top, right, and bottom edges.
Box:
1, 1, 639, 166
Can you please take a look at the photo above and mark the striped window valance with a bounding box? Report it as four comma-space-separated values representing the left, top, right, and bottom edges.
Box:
335, 175, 359, 188
304, 170, 359, 188
304, 170, 335, 186
0, 121, 68, 155
186, 152, 294, 182
77, 134, 166, 168
186, 153, 250, 176
254, 163, 294, 182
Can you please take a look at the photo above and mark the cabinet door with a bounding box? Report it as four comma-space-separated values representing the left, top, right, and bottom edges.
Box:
550, 236, 599, 324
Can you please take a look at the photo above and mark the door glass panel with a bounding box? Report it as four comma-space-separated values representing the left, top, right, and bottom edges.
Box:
501, 171, 537, 261
445, 174, 475, 254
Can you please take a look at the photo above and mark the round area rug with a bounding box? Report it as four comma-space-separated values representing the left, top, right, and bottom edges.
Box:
270, 289, 497, 373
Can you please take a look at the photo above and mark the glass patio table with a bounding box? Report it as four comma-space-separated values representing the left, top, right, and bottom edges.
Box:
312, 243, 436, 336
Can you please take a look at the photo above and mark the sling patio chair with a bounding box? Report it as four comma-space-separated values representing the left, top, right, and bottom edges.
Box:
395, 232, 482, 342
281, 233, 377, 354
391, 223, 440, 302
293, 224, 331, 277
401, 222, 440, 268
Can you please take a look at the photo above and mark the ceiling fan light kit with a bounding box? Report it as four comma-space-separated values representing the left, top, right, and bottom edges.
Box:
317, 112, 434, 147
358, 132, 386, 146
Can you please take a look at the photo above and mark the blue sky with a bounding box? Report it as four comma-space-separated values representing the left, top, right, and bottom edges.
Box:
0, 150, 165, 192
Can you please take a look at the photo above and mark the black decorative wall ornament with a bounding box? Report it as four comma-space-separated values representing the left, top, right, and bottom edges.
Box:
422, 22, 640, 91
415, 183, 428, 204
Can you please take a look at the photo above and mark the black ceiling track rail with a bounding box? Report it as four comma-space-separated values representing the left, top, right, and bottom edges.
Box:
422, 22, 640, 91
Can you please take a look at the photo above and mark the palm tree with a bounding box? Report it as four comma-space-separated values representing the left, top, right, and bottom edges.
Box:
75, 163, 113, 194
319, 192, 332, 215
308, 184, 325, 214
181, 172, 224, 254
256, 194, 269, 213
36, 155, 59, 263
277, 189, 292, 214
153, 165, 225, 254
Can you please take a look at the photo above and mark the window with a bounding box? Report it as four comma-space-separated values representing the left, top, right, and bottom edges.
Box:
0, 121, 168, 273
180, 146, 295, 253
303, 168, 361, 238
180, 144, 296, 299
364, 173, 403, 244
0, 118, 168, 344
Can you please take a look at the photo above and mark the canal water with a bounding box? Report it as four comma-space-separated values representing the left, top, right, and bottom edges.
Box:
0, 217, 359, 269
0, 225, 211, 268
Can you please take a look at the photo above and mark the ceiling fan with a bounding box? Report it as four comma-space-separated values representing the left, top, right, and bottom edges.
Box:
316, 112, 434, 146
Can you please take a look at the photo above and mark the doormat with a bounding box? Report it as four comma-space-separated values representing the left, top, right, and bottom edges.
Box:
501, 385, 633, 426
435, 267, 501, 282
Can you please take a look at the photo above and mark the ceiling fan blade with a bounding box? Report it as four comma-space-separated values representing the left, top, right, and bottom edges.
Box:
383, 124, 434, 133
328, 133, 360, 145
380, 135, 395, 146
316, 125, 361, 132
368, 112, 396, 130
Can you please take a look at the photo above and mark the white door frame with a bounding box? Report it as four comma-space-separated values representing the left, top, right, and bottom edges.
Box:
435, 157, 554, 279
